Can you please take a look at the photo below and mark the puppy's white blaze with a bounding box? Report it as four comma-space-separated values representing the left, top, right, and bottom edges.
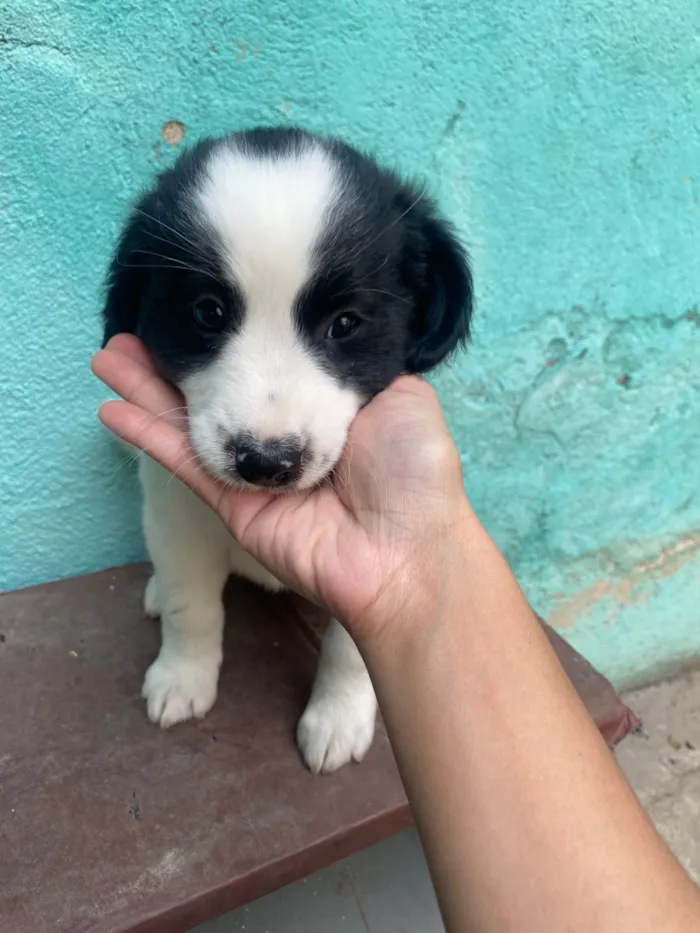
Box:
185, 140, 361, 488
196, 140, 339, 307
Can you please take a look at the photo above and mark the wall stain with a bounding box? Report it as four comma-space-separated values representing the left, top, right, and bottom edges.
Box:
441, 99, 465, 140
161, 120, 186, 147
234, 40, 260, 62
550, 534, 700, 630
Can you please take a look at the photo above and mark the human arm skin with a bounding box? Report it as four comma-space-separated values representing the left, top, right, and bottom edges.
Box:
93, 335, 700, 933
362, 518, 700, 932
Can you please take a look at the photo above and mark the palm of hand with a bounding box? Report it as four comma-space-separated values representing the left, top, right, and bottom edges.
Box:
219, 378, 465, 630
94, 337, 466, 634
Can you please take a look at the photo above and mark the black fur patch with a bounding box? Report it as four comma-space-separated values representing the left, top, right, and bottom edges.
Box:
102, 126, 473, 396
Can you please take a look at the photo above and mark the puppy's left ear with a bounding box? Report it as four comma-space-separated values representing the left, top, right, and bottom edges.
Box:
404, 208, 474, 374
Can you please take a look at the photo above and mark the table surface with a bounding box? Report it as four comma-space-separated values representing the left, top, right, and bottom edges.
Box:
0, 566, 409, 933
0, 564, 637, 933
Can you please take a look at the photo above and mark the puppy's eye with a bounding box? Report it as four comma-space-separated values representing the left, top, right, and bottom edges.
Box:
326, 312, 361, 340
192, 295, 227, 333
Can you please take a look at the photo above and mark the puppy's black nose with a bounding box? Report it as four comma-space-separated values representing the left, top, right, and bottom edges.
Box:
233, 439, 302, 488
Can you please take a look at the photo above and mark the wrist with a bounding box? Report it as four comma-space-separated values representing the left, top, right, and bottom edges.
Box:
347, 495, 486, 659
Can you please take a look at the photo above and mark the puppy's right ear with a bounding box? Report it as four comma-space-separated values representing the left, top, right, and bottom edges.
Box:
101, 207, 148, 347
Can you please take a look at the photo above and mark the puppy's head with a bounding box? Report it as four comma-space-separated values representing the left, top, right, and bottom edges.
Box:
103, 127, 473, 490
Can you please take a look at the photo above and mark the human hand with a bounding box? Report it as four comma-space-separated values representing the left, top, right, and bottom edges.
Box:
93, 335, 474, 646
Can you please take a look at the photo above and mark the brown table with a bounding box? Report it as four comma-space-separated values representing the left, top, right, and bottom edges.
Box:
0, 565, 637, 933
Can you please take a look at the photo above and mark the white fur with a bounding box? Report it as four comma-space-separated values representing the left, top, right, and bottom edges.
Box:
141, 458, 376, 771
197, 141, 337, 297
296, 621, 377, 774
139, 141, 377, 772
186, 141, 362, 489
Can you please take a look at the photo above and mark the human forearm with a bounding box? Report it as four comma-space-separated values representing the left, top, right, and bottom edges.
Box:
93, 343, 699, 929
360, 520, 700, 933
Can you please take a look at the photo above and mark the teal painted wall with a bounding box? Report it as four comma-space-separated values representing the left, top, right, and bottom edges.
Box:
1, 0, 698, 688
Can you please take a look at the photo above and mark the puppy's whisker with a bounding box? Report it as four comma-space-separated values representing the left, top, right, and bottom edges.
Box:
329, 286, 412, 307
124, 250, 225, 285
127, 410, 186, 450
356, 288, 412, 306
140, 227, 220, 271
105, 449, 141, 484
133, 208, 205, 254
351, 189, 426, 259
369, 255, 390, 275
116, 259, 223, 285
166, 452, 207, 488
332, 441, 355, 494
156, 405, 188, 412
139, 225, 202, 257
153, 405, 190, 427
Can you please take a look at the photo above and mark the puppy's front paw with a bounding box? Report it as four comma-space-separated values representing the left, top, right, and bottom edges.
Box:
142, 656, 219, 728
297, 690, 376, 774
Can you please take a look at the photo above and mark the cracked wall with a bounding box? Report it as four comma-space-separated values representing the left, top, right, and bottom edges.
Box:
1, 0, 698, 686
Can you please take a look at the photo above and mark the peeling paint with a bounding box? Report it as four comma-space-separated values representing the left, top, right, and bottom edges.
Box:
549, 535, 700, 630
636, 537, 700, 577
161, 120, 186, 147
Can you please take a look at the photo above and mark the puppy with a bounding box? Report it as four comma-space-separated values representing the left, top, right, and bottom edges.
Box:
102, 126, 473, 773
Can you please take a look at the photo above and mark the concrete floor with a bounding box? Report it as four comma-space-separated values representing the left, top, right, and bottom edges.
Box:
615, 670, 700, 883
194, 670, 700, 933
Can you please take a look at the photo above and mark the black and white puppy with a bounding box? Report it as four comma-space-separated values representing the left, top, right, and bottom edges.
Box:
103, 127, 473, 773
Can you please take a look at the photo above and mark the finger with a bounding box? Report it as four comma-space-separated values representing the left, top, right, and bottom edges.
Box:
388, 374, 438, 402
92, 350, 186, 427
103, 334, 156, 369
